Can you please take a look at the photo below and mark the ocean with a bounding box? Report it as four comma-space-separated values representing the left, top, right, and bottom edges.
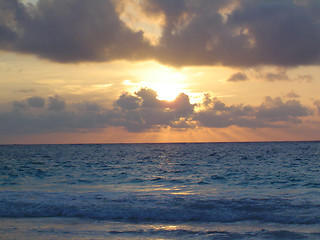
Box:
0, 142, 319, 239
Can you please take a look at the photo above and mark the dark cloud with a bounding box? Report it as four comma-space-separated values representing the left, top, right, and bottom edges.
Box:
195, 96, 259, 128
165, 93, 194, 115
227, 72, 248, 82
0, 0, 149, 62
12, 100, 27, 110
195, 95, 312, 128
0, 88, 196, 134
142, 0, 187, 20
115, 92, 141, 110
47, 95, 66, 111
74, 102, 102, 113
11, 96, 48, 111
313, 100, 320, 115
0, 89, 314, 135
135, 88, 161, 109
1, 0, 320, 67
26, 96, 45, 108
113, 89, 195, 132
150, 0, 320, 67
227, 0, 320, 66
0, 99, 117, 135
113, 88, 195, 132
256, 97, 311, 124
251, 68, 310, 82
265, 71, 289, 81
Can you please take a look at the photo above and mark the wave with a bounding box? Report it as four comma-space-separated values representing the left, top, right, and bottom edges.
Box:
107, 229, 319, 240
1, 191, 319, 224
2, 217, 319, 240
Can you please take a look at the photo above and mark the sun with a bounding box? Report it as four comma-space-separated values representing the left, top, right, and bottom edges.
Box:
143, 66, 188, 101
123, 63, 190, 101
151, 82, 185, 101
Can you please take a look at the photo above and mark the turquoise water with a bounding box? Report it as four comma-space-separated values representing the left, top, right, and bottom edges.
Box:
1, 142, 320, 239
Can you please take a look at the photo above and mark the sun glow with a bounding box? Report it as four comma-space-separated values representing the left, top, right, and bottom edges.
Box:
140, 66, 188, 101
151, 82, 185, 101
122, 63, 196, 101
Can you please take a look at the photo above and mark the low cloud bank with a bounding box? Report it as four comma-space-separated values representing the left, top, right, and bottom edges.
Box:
0, 88, 314, 135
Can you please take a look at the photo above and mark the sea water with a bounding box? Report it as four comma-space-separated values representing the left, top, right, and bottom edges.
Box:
0, 142, 320, 239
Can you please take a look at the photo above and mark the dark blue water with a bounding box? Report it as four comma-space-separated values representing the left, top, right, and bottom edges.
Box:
1, 142, 320, 239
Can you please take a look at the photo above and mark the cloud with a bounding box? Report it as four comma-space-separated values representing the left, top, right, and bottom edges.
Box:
255, 96, 311, 124
286, 91, 300, 99
1, 0, 320, 67
12, 96, 46, 110
195, 94, 312, 128
195, 95, 259, 128
314, 100, 320, 115
250, 68, 312, 82
47, 95, 66, 111
227, 72, 248, 82
149, 0, 320, 67
12, 101, 27, 110
26, 96, 45, 108
142, 0, 187, 19
115, 92, 141, 110
0, 0, 149, 62
112, 88, 195, 132
226, 0, 320, 66
297, 74, 313, 82
16, 88, 36, 93
0, 88, 196, 134
135, 88, 160, 109
0, 89, 314, 135
264, 71, 289, 81
165, 93, 194, 115
74, 102, 102, 113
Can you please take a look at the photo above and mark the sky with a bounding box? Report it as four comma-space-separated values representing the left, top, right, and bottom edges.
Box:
1, 0, 320, 144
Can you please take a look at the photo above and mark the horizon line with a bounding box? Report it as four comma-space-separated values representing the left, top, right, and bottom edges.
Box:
1, 140, 319, 146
